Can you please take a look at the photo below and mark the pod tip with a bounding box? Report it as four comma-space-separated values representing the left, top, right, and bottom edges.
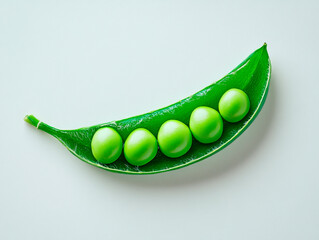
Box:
24, 115, 31, 124
24, 114, 40, 128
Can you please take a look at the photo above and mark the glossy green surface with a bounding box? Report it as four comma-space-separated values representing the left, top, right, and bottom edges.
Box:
189, 106, 223, 144
157, 120, 192, 158
124, 128, 157, 166
24, 44, 271, 174
91, 127, 123, 164
219, 88, 250, 123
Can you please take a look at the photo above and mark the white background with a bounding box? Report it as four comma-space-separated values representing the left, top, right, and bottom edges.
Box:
1, 1, 319, 239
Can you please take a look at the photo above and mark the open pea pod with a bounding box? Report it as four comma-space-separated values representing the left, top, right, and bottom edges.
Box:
25, 44, 271, 174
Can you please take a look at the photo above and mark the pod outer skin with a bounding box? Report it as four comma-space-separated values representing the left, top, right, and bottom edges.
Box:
25, 44, 271, 174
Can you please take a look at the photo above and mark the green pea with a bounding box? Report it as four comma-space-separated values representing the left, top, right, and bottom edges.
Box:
157, 120, 192, 158
218, 88, 250, 123
124, 128, 158, 166
91, 127, 123, 164
189, 106, 223, 144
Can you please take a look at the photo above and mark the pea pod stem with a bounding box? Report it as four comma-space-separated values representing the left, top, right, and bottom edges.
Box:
24, 115, 59, 137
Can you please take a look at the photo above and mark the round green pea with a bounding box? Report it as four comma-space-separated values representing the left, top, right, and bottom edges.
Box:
218, 88, 250, 123
124, 128, 158, 166
91, 127, 123, 164
157, 120, 192, 158
189, 106, 223, 143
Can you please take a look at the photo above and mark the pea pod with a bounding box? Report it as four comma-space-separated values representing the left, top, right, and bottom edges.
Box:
25, 44, 271, 174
